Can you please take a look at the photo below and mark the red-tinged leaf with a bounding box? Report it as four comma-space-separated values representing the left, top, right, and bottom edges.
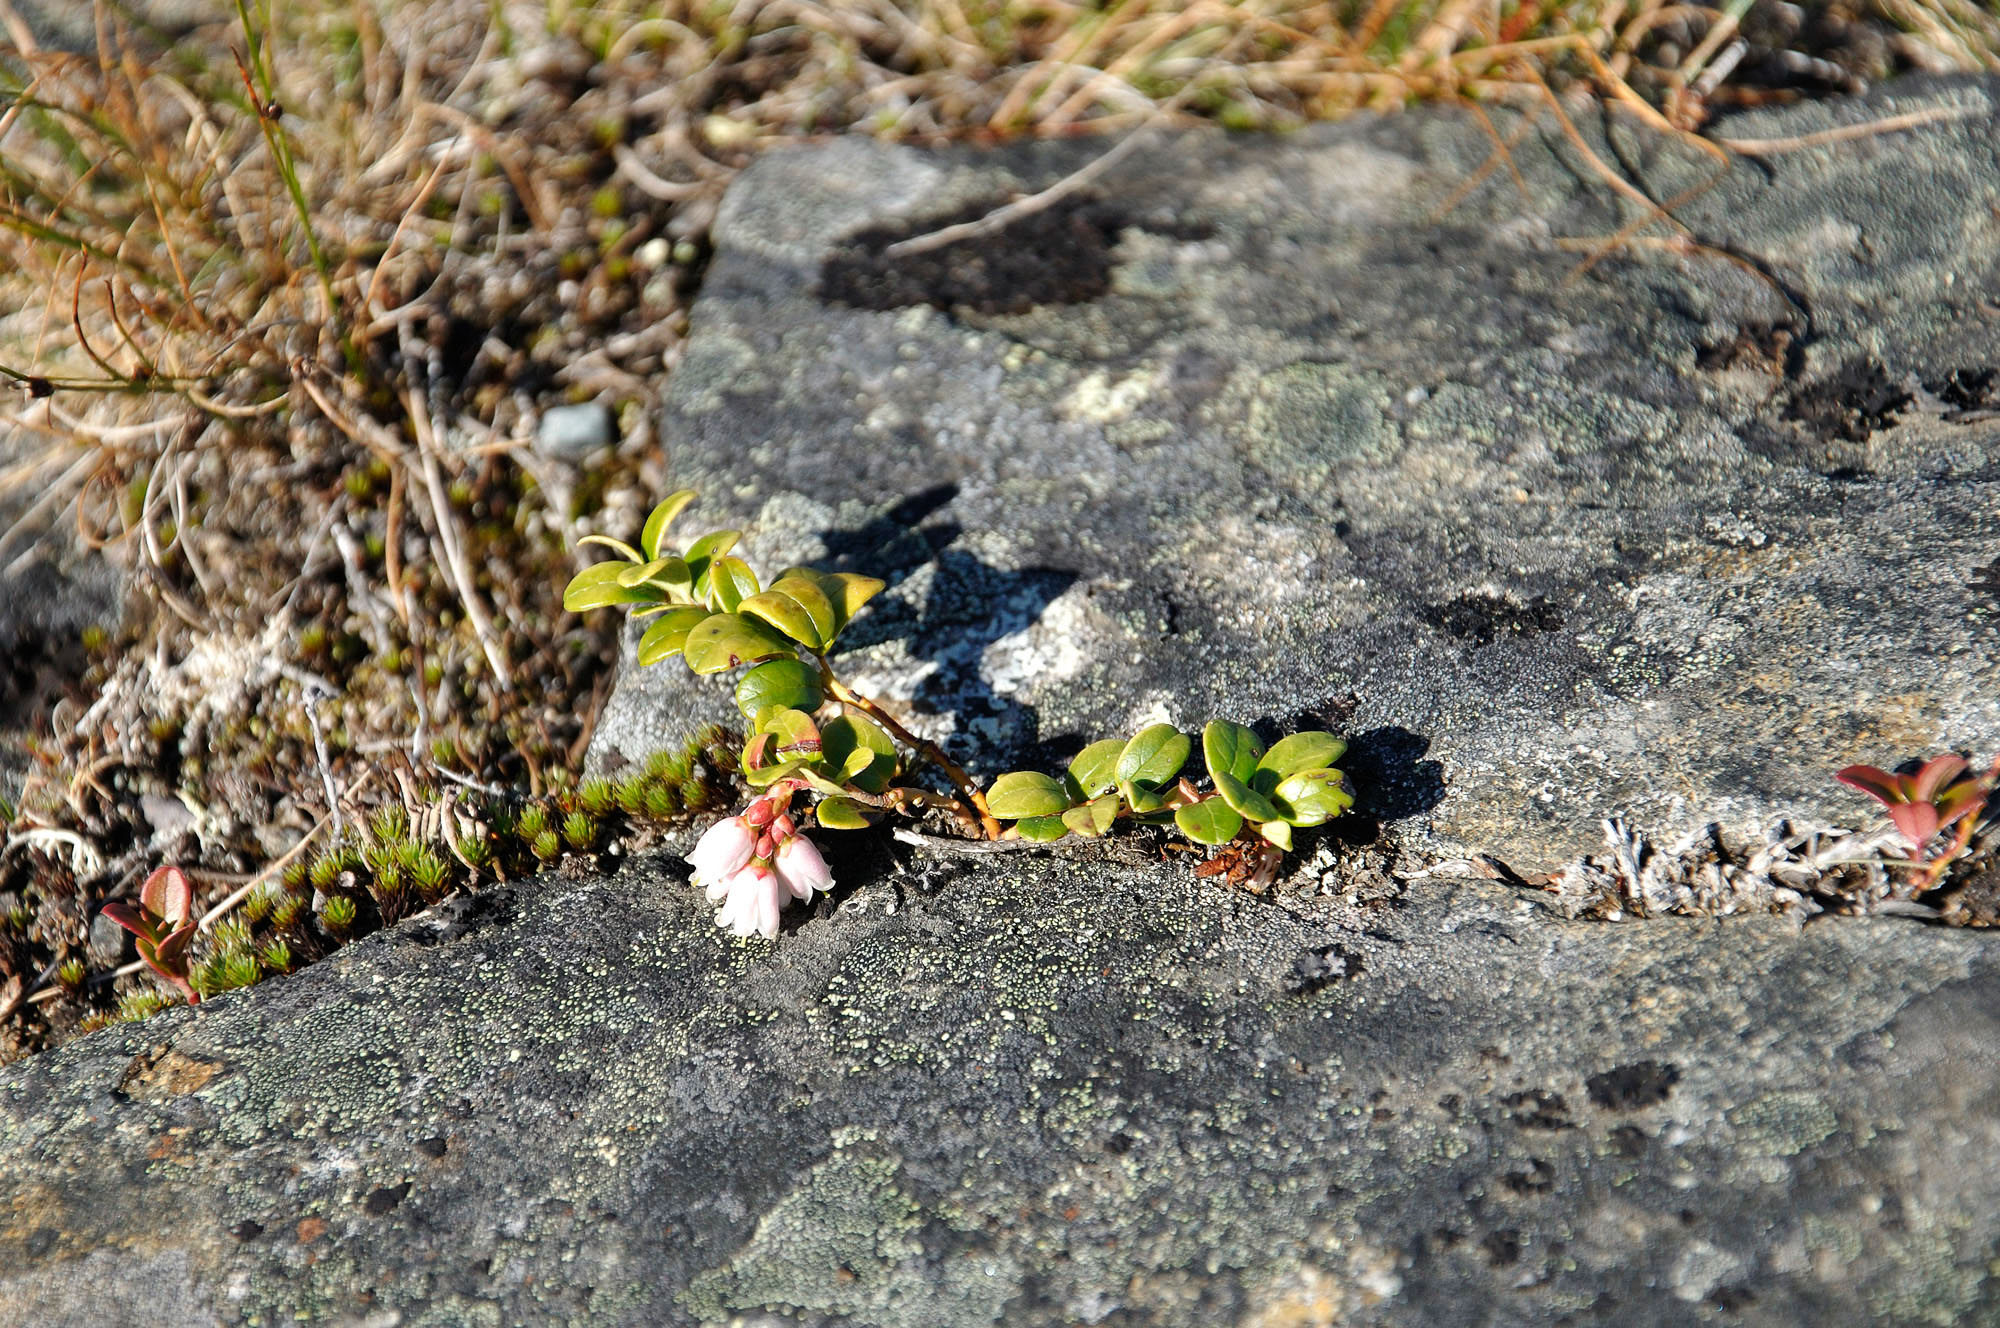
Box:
1935, 779, 1990, 833
1889, 801, 1941, 850
1835, 765, 1908, 807
99, 899, 161, 945
1910, 754, 1971, 805
140, 865, 193, 927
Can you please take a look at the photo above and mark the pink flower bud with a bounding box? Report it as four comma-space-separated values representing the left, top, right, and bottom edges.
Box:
743, 798, 776, 828
689, 814, 755, 896
774, 833, 834, 902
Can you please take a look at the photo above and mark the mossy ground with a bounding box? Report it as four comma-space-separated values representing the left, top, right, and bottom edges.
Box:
1, 0, 1997, 1061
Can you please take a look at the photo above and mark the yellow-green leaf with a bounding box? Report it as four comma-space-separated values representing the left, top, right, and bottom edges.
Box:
821, 714, 897, 793
683, 528, 740, 571
681, 612, 794, 674
565, 562, 665, 612
1175, 799, 1244, 845
636, 606, 710, 665
816, 798, 874, 830
1201, 720, 1263, 785
618, 556, 676, 588
1257, 820, 1293, 851
1068, 739, 1125, 797
1014, 815, 1069, 843
774, 567, 886, 639
578, 533, 644, 562
1116, 724, 1189, 791
1273, 767, 1354, 827
986, 771, 1070, 820
1257, 732, 1347, 784
705, 555, 760, 613
1213, 769, 1280, 823
640, 489, 697, 559
735, 658, 823, 724
740, 574, 838, 650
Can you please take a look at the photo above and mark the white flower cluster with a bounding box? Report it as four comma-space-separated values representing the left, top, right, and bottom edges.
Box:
688, 793, 833, 938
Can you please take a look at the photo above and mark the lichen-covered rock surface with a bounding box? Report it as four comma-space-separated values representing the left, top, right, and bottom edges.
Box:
594, 75, 2000, 871
4, 853, 2000, 1326
8, 82, 2000, 1327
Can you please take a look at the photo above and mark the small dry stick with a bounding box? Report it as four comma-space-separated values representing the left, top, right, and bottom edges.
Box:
886, 78, 1206, 261
1714, 104, 1985, 156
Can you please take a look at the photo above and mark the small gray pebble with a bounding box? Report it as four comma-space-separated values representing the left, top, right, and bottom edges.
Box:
535, 403, 617, 461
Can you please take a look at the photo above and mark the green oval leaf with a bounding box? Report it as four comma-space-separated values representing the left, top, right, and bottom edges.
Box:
776, 567, 887, 636
1014, 815, 1069, 843
821, 714, 897, 793
986, 771, 1072, 821
1085, 792, 1119, 834
736, 658, 823, 723
1257, 820, 1293, 851
636, 606, 711, 665
740, 574, 838, 651
1258, 731, 1347, 783
564, 562, 665, 611
1119, 780, 1168, 815
1116, 724, 1189, 791
758, 707, 822, 756
578, 533, 644, 562
1061, 803, 1102, 838
1201, 720, 1263, 786
705, 555, 761, 613
683, 529, 741, 574
1068, 739, 1126, 797
617, 556, 675, 588
816, 797, 875, 830
640, 489, 697, 559
1213, 769, 1281, 823
681, 612, 794, 674
1174, 798, 1244, 845
1273, 767, 1355, 827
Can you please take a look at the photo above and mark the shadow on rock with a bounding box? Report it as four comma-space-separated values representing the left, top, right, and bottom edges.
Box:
817, 486, 1075, 775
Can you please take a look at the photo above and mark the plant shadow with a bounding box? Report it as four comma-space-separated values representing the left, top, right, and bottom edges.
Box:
815, 484, 1074, 777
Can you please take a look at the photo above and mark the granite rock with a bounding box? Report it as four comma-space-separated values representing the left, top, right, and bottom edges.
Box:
595, 76, 2000, 873
2, 852, 1997, 1326
7, 82, 2000, 1328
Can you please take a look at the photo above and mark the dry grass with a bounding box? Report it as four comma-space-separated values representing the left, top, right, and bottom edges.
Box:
0, 0, 1994, 1053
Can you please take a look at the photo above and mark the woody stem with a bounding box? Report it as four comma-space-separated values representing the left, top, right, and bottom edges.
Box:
815, 659, 1002, 840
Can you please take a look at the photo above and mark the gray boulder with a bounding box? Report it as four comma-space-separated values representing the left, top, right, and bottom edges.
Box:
2, 854, 1997, 1326
7, 80, 2000, 1327
598, 74, 2000, 874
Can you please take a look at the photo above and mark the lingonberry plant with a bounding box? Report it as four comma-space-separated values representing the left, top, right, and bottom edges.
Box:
1836, 754, 1998, 892
100, 865, 201, 1004
566, 491, 1355, 936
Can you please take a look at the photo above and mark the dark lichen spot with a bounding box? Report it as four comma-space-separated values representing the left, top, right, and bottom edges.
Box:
1586, 1060, 1680, 1111
1711, 1284, 1758, 1311
1782, 358, 1910, 443
1419, 593, 1565, 648
365, 1182, 412, 1215
230, 1219, 265, 1240
1608, 1124, 1650, 1157
1501, 1089, 1574, 1130
416, 1135, 449, 1159
1972, 559, 2000, 604
1502, 1158, 1556, 1195
1480, 1228, 1522, 1266
1926, 366, 1998, 415
1695, 319, 1797, 375
819, 198, 1127, 315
